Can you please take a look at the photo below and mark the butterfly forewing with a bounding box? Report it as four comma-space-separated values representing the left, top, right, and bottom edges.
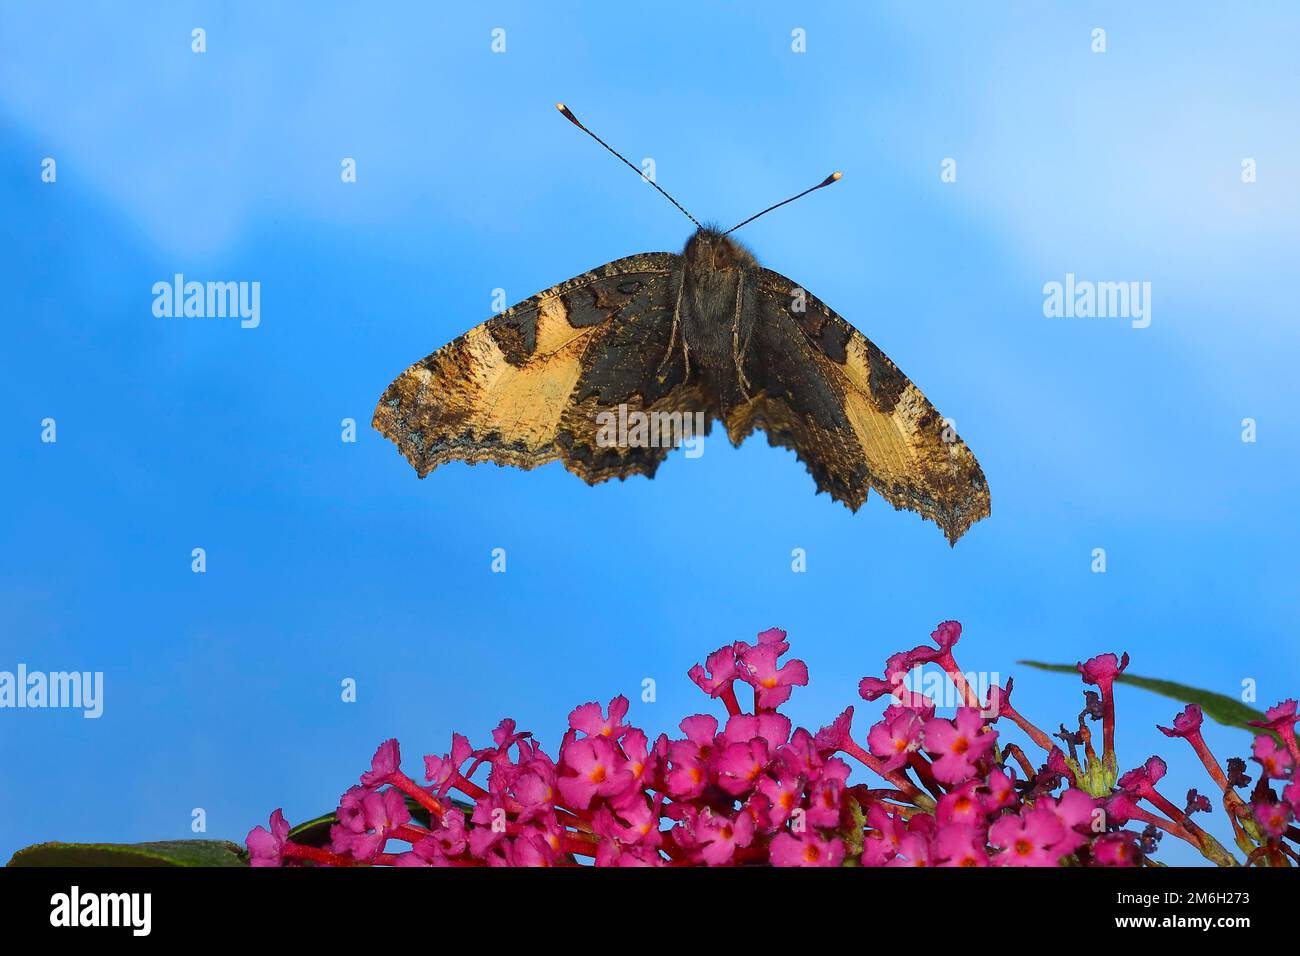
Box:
372, 253, 709, 484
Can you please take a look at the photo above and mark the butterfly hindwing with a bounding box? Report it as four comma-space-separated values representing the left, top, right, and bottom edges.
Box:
726, 269, 990, 544
373, 252, 707, 484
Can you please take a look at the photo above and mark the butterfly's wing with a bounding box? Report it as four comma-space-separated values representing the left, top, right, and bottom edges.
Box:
728, 269, 990, 544
374, 252, 711, 484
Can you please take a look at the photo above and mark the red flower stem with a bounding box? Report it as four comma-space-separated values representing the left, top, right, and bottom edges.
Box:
1001, 706, 1056, 754
282, 842, 363, 867
1099, 683, 1117, 758
936, 652, 981, 709
451, 773, 487, 800
838, 736, 927, 805
394, 823, 432, 844
388, 771, 445, 818
563, 833, 598, 858
720, 685, 742, 717
848, 784, 913, 807
1123, 805, 1195, 844
1143, 787, 1238, 867
1002, 743, 1036, 781
1179, 731, 1252, 825
906, 752, 946, 800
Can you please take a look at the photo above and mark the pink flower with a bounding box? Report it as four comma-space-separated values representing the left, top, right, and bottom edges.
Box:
755, 771, 804, 828
735, 641, 808, 709
868, 711, 923, 773
688, 646, 738, 697
980, 766, 1018, 814
1249, 698, 1298, 738
334, 789, 410, 861
1077, 652, 1130, 692
424, 733, 473, 795
723, 712, 792, 748
930, 620, 962, 655
814, 707, 854, 752
1117, 756, 1167, 800
1252, 798, 1293, 839
934, 823, 988, 867
936, 782, 983, 826
1091, 831, 1141, 866
360, 738, 400, 788
989, 808, 1066, 866
664, 715, 718, 799
617, 728, 657, 789
981, 681, 1014, 721
756, 626, 789, 647
858, 674, 900, 702
697, 808, 755, 865
595, 792, 662, 848
1284, 778, 1300, 815
1105, 793, 1141, 826
503, 756, 556, 822
1044, 788, 1099, 855
886, 832, 933, 867
806, 759, 850, 828
1044, 747, 1077, 787
569, 696, 630, 740
1252, 735, 1294, 779
715, 738, 771, 796
490, 718, 531, 752
335, 785, 367, 833
399, 810, 468, 866
1157, 704, 1204, 739
769, 831, 845, 867
506, 828, 559, 867
922, 708, 996, 784
246, 809, 291, 867
557, 735, 632, 809
248, 621, 1284, 869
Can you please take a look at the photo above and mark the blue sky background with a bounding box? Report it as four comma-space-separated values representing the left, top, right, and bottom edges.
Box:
2, 3, 1297, 867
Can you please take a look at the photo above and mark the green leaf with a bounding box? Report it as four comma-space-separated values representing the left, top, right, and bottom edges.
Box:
1017, 661, 1268, 733
7, 839, 248, 867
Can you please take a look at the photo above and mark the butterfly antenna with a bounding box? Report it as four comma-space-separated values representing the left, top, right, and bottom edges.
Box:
722, 171, 842, 236
556, 103, 702, 229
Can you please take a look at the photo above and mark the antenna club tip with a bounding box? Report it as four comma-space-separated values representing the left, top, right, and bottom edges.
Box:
831, 170, 843, 181
556, 103, 583, 127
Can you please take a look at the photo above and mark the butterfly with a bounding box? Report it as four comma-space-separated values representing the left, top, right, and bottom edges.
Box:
373, 105, 990, 544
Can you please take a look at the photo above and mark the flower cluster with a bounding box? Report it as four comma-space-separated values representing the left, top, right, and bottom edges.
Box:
247, 623, 1299, 866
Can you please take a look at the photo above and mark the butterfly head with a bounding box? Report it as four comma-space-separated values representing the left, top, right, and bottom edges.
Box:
684, 226, 757, 273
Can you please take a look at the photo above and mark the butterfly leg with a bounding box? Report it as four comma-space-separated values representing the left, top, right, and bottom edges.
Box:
658, 275, 689, 381
732, 272, 752, 398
